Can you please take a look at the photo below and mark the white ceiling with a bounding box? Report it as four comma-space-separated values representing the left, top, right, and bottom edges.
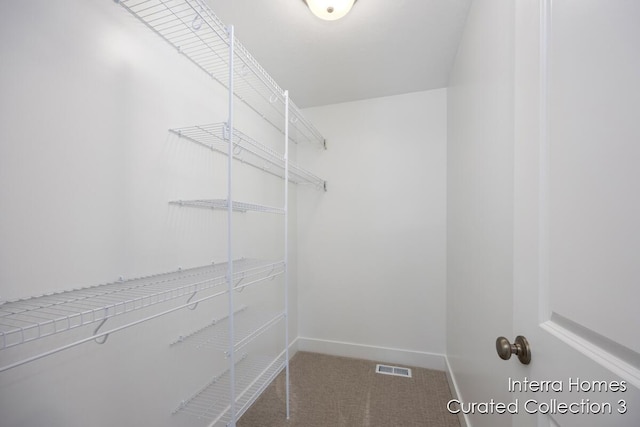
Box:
206, 0, 471, 108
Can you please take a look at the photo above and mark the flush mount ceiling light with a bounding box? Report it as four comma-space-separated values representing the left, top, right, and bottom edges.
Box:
304, 0, 357, 21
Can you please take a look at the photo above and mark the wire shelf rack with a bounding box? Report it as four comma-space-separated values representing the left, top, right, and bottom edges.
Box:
116, 0, 324, 146
171, 306, 285, 355
170, 123, 326, 190
0, 258, 282, 351
173, 350, 287, 425
169, 199, 285, 215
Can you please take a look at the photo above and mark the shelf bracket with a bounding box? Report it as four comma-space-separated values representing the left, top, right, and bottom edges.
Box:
93, 318, 110, 345
191, 0, 206, 30
234, 277, 245, 293
223, 122, 230, 141
186, 291, 200, 310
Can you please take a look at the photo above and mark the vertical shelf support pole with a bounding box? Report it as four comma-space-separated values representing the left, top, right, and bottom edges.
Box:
227, 24, 237, 427
284, 90, 291, 420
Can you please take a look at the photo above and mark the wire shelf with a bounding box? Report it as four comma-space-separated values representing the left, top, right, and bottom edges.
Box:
171, 306, 285, 355
169, 199, 285, 215
0, 259, 281, 351
108, 2, 305, 424
173, 350, 287, 425
116, 0, 324, 146
169, 123, 326, 190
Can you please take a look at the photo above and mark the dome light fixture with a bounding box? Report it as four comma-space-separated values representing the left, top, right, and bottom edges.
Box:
304, 0, 357, 21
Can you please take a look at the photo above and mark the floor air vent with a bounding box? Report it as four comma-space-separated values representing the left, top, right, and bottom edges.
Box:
375, 364, 412, 378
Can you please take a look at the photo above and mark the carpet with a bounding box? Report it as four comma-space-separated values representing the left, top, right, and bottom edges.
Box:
238, 351, 460, 427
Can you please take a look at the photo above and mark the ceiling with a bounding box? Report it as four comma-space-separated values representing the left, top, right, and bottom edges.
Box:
206, 0, 471, 108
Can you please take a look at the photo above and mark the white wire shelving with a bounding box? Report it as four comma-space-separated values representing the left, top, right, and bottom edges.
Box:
115, 0, 325, 147
0, 2, 322, 427
169, 199, 285, 215
171, 306, 286, 356
0, 259, 283, 369
103, 1, 321, 425
173, 350, 287, 426
169, 123, 327, 191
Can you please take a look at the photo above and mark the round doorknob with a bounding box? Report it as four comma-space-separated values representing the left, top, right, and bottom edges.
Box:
496, 335, 531, 365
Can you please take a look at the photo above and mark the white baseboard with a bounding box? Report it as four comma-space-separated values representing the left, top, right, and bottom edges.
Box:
288, 336, 299, 360
296, 337, 446, 371
444, 356, 471, 427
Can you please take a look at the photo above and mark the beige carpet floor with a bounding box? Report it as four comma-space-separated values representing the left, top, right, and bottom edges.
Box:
238, 352, 461, 427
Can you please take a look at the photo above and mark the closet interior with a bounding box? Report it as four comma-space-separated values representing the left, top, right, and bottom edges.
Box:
0, 1, 325, 426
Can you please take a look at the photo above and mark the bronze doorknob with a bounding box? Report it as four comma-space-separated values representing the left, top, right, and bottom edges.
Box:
496, 335, 531, 365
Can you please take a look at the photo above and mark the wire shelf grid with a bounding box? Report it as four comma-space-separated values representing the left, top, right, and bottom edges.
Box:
117, 0, 324, 146
0, 259, 281, 350
169, 199, 286, 215
173, 350, 287, 425
171, 306, 285, 355
169, 123, 326, 190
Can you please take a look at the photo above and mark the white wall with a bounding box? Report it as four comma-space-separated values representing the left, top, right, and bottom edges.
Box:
446, 1, 516, 426
0, 1, 294, 426
297, 89, 448, 369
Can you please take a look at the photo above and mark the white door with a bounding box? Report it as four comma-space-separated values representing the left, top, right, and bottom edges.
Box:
512, 1, 640, 426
